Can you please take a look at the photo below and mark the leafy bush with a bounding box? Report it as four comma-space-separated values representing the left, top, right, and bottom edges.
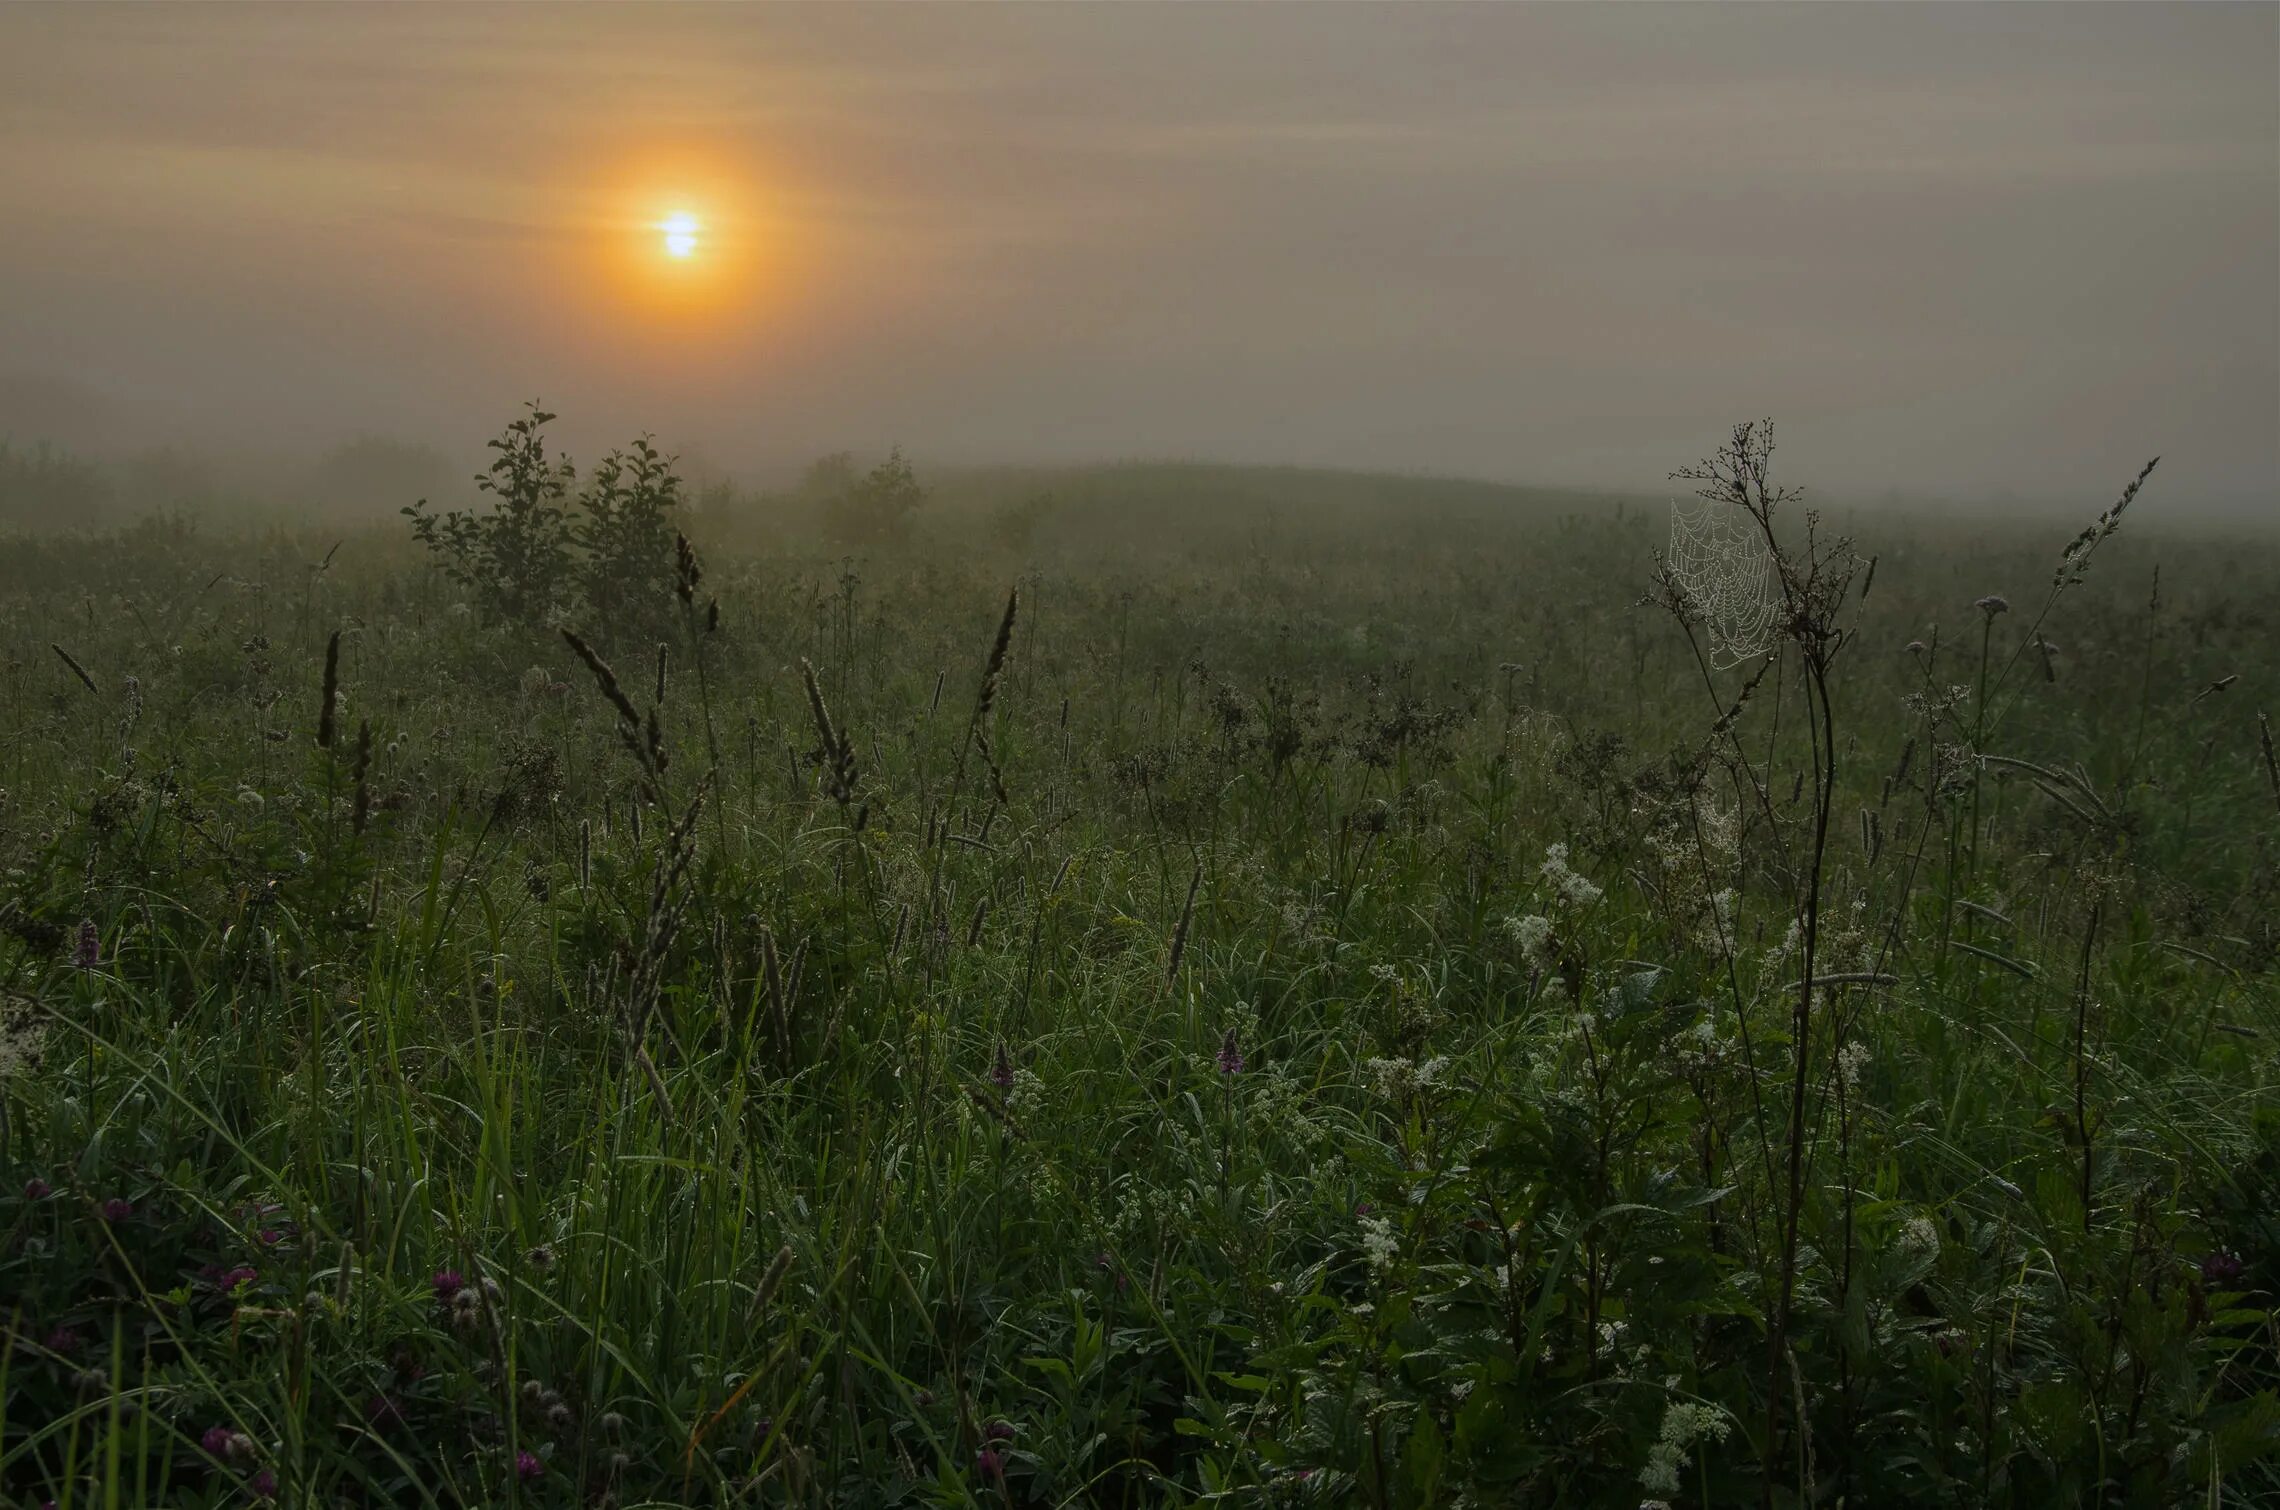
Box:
575, 435, 685, 635
403, 404, 576, 627
403, 405, 685, 635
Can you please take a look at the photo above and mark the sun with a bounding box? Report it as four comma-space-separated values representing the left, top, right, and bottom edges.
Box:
659, 211, 701, 260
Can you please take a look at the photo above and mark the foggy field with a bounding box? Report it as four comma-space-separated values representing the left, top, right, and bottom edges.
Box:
0, 423, 2276, 1507
4, 2, 2277, 1506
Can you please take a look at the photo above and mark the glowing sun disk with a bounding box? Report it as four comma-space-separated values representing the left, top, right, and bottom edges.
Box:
660, 212, 701, 259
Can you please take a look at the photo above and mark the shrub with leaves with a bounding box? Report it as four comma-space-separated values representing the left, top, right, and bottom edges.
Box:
404, 405, 688, 635
576, 435, 686, 637
403, 403, 576, 627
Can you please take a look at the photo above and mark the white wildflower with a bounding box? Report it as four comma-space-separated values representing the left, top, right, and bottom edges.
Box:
1639, 1401, 1733, 1497
1837, 1039, 1871, 1091
1505, 913, 1554, 962
1360, 1215, 1398, 1272
1007, 1068, 1045, 1118
1540, 843, 1603, 908
1764, 917, 1802, 968
1364, 1055, 1451, 1101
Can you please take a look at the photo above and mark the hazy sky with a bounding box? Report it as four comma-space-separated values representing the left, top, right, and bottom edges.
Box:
2, 2, 2274, 506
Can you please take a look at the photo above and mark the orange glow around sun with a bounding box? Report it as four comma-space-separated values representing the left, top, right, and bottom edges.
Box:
569, 148, 803, 356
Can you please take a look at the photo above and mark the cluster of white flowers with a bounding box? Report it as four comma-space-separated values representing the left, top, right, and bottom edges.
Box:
1242, 1070, 1335, 1151
1503, 913, 1554, 963
1276, 897, 1336, 955
1006, 1067, 1045, 1119
1934, 742, 1979, 800
1363, 1055, 1451, 1101
1672, 1013, 1736, 1072
1837, 1038, 1872, 1091
1818, 894, 1877, 977
1763, 917, 1803, 970
1360, 1214, 1399, 1272
1638, 1400, 1734, 1497
1540, 843, 1604, 908
1109, 1178, 1194, 1244
1637, 795, 1744, 954
1912, 682, 1975, 718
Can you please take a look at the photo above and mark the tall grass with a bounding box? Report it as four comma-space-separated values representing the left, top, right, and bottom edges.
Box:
0, 433, 2273, 1507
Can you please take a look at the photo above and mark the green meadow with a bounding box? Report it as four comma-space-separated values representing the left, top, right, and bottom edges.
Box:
1, 419, 2275, 1507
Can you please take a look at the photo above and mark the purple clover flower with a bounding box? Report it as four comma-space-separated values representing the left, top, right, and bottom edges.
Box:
99, 1196, 132, 1223
432, 1269, 465, 1302
514, 1449, 544, 1481
23, 1177, 51, 1200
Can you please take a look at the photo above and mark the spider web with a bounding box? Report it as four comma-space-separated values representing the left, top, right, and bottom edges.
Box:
1668, 499, 1776, 669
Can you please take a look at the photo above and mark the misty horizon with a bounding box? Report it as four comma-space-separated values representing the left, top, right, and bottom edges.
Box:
3, 3, 2275, 514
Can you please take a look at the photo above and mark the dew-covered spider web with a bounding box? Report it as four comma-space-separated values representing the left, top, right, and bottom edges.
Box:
1668, 499, 1777, 669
